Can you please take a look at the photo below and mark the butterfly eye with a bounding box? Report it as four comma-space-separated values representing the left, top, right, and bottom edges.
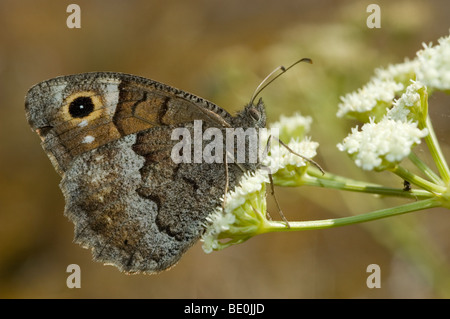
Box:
69, 96, 95, 118
249, 108, 260, 121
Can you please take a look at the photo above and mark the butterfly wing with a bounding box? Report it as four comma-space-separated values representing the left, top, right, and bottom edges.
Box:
25, 72, 248, 273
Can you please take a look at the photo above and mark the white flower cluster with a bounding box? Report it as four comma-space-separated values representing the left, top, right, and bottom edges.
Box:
387, 80, 424, 121
337, 33, 450, 119
201, 171, 269, 253
374, 59, 419, 83
220, 172, 269, 213
337, 117, 428, 171
336, 32, 450, 171
262, 137, 319, 175
261, 112, 318, 175
337, 78, 403, 118
201, 211, 236, 253
269, 112, 312, 141
416, 34, 450, 91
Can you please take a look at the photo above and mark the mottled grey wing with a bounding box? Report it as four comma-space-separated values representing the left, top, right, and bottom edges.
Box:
25, 72, 249, 273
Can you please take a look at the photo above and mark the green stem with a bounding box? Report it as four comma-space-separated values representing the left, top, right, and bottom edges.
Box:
260, 198, 440, 233
277, 168, 433, 199
391, 165, 446, 194
300, 173, 432, 199
423, 115, 450, 184
408, 152, 444, 185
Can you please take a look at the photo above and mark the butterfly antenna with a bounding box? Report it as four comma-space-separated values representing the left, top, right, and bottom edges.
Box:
249, 57, 312, 105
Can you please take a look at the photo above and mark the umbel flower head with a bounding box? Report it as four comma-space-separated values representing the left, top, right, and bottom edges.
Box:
336, 78, 404, 122
335, 31, 450, 171
337, 32, 450, 121
387, 80, 427, 123
201, 171, 269, 253
415, 33, 450, 91
260, 112, 319, 181
201, 113, 319, 253
338, 79, 428, 171
337, 117, 428, 171
269, 112, 312, 142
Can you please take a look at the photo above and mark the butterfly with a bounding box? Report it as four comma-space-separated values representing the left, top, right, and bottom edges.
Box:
25, 71, 266, 273
25, 58, 313, 274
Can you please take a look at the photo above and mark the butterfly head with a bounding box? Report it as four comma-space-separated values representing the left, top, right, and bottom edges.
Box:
235, 97, 266, 129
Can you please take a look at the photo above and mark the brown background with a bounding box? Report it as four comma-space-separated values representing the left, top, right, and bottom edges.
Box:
1, 0, 450, 298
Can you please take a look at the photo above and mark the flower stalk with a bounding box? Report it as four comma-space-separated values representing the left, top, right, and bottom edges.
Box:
423, 115, 450, 184
260, 198, 441, 233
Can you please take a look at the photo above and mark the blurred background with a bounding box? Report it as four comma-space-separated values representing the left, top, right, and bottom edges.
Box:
1, 0, 450, 298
